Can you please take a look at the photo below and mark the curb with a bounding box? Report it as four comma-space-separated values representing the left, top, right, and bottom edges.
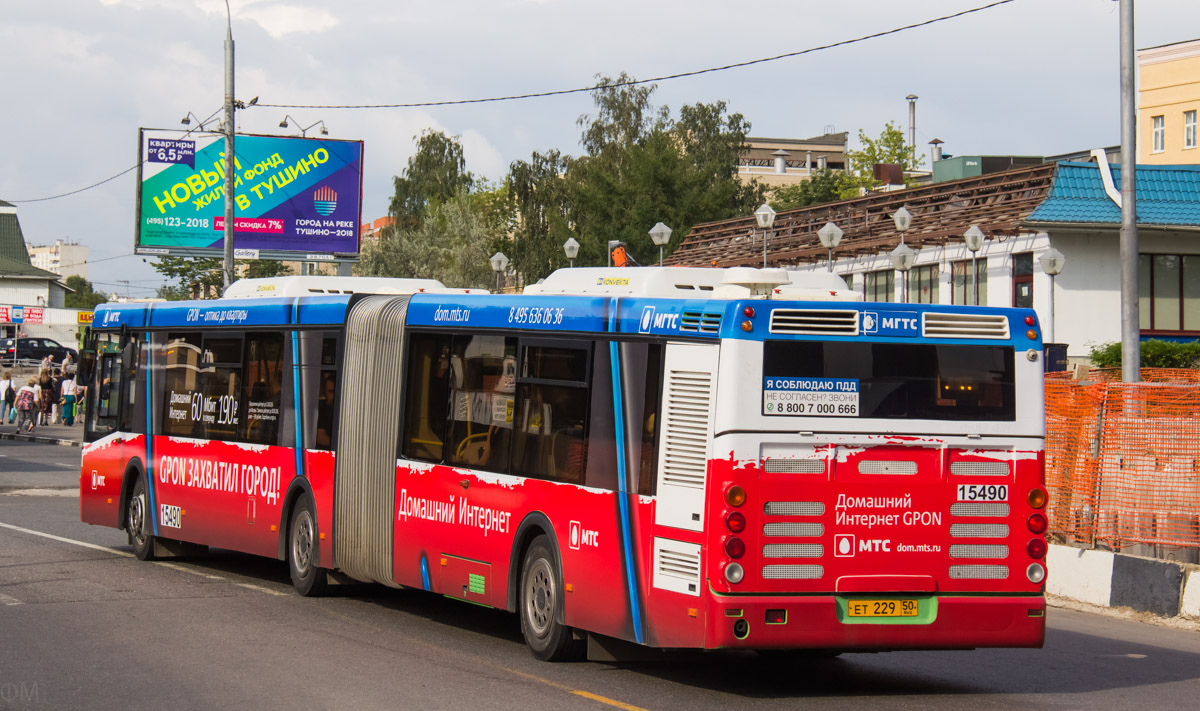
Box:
1048, 543, 1200, 621
0, 432, 82, 448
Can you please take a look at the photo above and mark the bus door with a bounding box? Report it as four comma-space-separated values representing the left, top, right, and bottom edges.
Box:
81, 331, 144, 527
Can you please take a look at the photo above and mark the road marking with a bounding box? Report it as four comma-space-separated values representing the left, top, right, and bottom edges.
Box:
2, 488, 78, 497
0, 521, 134, 557
572, 691, 649, 711
0, 592, 23, 606
51, 463, 74, 468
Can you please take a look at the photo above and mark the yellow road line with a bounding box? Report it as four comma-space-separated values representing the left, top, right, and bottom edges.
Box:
572, 690, 650, 711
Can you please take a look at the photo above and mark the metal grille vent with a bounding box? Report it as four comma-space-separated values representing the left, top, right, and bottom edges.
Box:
660, 370, 713, 490
950, 544, 1009, 559
657, 548, 701, 582
763, 522, 824, 537
950, 523, 1010, 538
923, 312, 1010, 339
950, 503, 1010, 517
858, 460, 917, 475
680, 311, 723, 333
763, 564, 824, 580
770, 309, 859, 336
764, 502, 825, 516
763, 544, 823, 558
950, 461, 1009, 476
949, 564, 1009, 579
764, 459, 825, 474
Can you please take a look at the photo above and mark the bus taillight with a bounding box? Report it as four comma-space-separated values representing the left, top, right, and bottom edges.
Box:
726, 511, 746, 533
1027, 538, 1047, 559
1027, 563, 1046, 584
1027, 513, 1048, 535
725, 537, 746, 559
724, 562, 745, 584
726, 485, 746, 507
1028, 488, 1047, 509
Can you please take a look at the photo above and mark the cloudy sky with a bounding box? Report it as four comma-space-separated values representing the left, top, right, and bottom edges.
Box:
1, 0, 1196, 296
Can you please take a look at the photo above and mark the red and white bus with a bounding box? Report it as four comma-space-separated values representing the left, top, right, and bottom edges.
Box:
80, 268, 1047, 660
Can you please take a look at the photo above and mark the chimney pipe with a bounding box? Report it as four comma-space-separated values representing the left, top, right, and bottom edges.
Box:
906, 94, 918, 169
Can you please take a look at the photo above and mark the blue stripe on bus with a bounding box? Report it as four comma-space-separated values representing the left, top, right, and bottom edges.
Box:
609, 299, 644, 645
291, 299, 305, 479
143, 321, 159, 537
420, 554, 431, 591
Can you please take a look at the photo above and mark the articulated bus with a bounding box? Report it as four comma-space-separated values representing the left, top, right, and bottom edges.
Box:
79, 267, 1047, 660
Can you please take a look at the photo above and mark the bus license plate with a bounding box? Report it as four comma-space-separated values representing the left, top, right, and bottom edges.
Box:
957, 484, 1008, 502
847, 599, 918, 618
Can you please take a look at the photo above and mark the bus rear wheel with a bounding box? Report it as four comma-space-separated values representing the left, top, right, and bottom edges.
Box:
519, 535, 581, 661
288, 497, 328, 597
128, 475, 156, 561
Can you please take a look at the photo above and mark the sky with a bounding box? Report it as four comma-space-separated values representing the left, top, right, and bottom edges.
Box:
1, 0, 1197, 297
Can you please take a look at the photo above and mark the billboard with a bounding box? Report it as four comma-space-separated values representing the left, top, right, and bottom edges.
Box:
135, 129, 364, 261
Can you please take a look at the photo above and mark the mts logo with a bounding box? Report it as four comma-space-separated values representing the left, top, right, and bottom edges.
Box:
637, 306, 679, 333
881, 316, 917, 331
90, 471, 105, 490
568, 520, 599, 550
859, 538, 892, 553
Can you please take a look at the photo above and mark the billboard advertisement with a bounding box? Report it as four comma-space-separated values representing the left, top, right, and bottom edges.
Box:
135, 129, 364, 260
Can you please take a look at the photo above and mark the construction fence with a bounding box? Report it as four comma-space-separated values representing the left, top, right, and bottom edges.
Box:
1045, 369, 1200, 559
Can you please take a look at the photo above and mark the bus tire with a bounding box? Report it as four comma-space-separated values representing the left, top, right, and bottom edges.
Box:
518, 535, 581, 661
128, 475, 156, 561
288, 496, 328, 597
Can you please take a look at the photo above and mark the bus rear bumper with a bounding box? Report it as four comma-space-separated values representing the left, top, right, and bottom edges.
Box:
704, 594, 1046, 651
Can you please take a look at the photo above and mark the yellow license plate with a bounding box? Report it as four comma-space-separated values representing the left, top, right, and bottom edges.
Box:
847, 599, 918, 617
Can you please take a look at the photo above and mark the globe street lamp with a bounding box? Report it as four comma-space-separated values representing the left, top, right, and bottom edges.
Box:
891, 207, 914, 303
964, 225, 986, 306
563, 237, 579, 268
490, 251, 509, 292
755, 203, 777, 268
1039, 246, 1066, 342
818, 222, 843, 273
649, 222, 672, 267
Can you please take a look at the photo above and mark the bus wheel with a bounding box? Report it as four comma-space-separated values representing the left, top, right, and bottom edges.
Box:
128, 476, 155, 561
288, 497, 328, 597
519, 535, 581, 661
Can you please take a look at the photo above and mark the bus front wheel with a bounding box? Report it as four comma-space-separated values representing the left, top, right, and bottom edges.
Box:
128, 476, 156, 561
519, 535, 581, 661
288, 497, 328, 597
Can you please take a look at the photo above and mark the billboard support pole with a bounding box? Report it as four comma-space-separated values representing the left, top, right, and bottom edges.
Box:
222, 8, 236, 293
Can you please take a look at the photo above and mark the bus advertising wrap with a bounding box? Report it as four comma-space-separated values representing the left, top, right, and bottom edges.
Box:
136, 129, 364, 259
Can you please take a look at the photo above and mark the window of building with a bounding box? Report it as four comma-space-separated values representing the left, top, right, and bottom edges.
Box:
1139, 254, 1200, 333
1012, 253, 1033, 308
907, 264, 939, 304
842, 273, 854, 292
952, 260, 988, 306
864, 270, 895, 303
1153, 115, 1166, 153
1186, 110, 1197, 150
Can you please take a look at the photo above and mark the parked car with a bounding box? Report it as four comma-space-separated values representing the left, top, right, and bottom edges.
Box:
1, 337, 78, 367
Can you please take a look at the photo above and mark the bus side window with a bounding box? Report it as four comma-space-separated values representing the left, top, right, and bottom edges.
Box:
616, 342, 662, 497
90, 353, 122, 436
300, 332, 340, 451
401, 333, 452, 463
444, 334, 516, 472
512, 342, 590, 484
240, 332, 286, 446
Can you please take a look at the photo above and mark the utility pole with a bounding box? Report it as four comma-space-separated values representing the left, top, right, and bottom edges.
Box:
1119, 0, 1139, 382
222, 6, 236, 291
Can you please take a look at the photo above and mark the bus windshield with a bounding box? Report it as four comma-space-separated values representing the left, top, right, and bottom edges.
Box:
762, 341, 1015, 421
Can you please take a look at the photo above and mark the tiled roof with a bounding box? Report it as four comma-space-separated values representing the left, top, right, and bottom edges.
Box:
0, 253, 57, 279
1026, 162, 1200, 225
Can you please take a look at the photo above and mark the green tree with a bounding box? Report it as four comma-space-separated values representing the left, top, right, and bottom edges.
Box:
389, 130, 474, 231
846, 121, 924, 190
1090, 340, 1200, 368
152, 256, 224, 298
768, 168, 859, 211
243, 259, 291, 279
63, 275, 108, 309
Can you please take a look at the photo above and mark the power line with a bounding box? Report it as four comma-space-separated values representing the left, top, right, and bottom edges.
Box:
255, 1, 1016, 110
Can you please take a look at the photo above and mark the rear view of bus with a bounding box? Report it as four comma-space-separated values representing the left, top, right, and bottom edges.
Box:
688, 278, 1047, 651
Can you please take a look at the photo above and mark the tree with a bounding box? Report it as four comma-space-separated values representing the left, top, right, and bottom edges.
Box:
152, 256, 224, 298
243, 259, 291, 279
389, 130, 474, 231
63, 275, 108, 309
769, 168, 860, 211
846, 121, 924, 190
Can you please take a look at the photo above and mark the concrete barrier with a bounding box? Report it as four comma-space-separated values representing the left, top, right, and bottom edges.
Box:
1049, 543, 1199, 621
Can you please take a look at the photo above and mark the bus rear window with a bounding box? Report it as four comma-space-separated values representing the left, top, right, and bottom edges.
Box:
762, 341, 1015, 421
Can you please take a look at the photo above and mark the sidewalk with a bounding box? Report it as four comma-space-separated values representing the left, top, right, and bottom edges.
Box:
0, 421, 84, 447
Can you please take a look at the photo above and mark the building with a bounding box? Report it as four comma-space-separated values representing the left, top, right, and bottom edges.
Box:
1138, 38, 1200, 165
0, 200, 81, 342
26, 239, 89, 281
360, 215, 394, 245
668, 159, 1200, 362
738, 134, 848, 189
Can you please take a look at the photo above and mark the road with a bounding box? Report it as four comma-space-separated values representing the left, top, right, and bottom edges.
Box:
1, 439, 1199, 710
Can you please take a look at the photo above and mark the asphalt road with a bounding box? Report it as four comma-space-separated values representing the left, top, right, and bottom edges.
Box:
1, 439, 1199, 711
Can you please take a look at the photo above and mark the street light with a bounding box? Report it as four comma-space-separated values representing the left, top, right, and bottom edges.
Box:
817, 222, 843, 273
180, 112, 219, 131
892, 207, 914, 302
490, 251, 509, 292
563, 237, 580, 268
964, 225, 986, 306
755, 203, 777, 268
649, 222, 672, 267
279, 115, 329, 137
1039, 246, 1066, 342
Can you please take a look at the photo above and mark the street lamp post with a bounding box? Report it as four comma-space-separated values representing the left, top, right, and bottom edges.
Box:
222, 6, 236, 290
563, 237, 579, 268
964, 225, 986, 306
1039, 246, 1066, 343
279, 116, 329, 138
649, 222, 672, 267
755, 203, 777, 268
817, 222, 843, 273
891, 207, 914, 302
490, 251, 509, 292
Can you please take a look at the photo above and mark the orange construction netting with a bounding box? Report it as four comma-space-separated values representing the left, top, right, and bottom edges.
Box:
1045, 369, 1200, 551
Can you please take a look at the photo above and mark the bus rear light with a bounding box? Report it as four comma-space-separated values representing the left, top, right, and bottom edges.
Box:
1024, 315, 1036, 327
1027, 513, 1047, 535
1026, 329, 1038, 340
741, 320, 753, 332
726, 511, 746, 533
1027, 538, 1047, 559
726, 485, 746, 507
725, 537, 746, 559
743, 306, 756, 318
1026, 563, 1046, 584
765, 609, 786, 624
724, 562, 745, 584
1028, 488, 1047, 509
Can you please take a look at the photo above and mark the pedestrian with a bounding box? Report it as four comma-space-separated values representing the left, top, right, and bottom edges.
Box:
41, 353, 53, 371
62, 351, 75, 376
60, 374, 77, 426
50, 368, 64, 425
37, 369, 53, 427
15, 377, 37, 434
0, 370, 14, 424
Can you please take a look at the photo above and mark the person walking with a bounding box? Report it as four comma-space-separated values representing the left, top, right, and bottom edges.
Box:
60, 374, 77, 426
15, 377, 37, 434
37, 369, 53, 427
50, 369, 64, 425
1, 370, 14, 424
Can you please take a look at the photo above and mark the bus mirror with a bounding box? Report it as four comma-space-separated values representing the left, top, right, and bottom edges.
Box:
121, 341, 136, 372
119, 324, 130, 349
77, 351, 96, 385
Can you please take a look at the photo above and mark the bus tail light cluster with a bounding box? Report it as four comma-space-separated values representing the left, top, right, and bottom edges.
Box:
1026, 488, 1048, 580
724, 485, 747, 584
